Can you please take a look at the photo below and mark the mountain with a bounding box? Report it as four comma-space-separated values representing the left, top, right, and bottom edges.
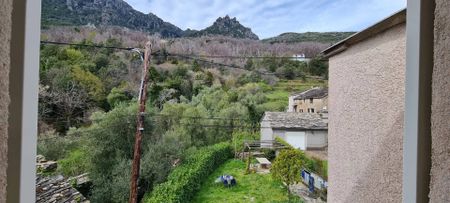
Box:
186, 15, 259, 40
262, 32, 356, 44
41, 0, 184, 37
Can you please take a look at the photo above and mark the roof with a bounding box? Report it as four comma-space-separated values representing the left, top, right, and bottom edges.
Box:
36, 175, 89, 203
321, 9, 406, 58
262, 112, 327, 130
292, 87, 328, 100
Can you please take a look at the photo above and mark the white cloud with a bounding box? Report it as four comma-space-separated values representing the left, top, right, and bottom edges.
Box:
124, 0, 406, 39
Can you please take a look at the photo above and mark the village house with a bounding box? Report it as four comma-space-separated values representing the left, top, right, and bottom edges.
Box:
291, 53, 311, 63
260, 112, 328, 150
288, 87, 328, 113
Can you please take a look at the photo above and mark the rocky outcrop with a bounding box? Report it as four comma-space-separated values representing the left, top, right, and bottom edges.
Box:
42, 0, 183, 37
186, 15, 259, 40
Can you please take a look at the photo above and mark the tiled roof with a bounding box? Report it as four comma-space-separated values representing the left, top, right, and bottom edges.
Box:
292, 87, 328, 100
262, 112, 327, 130
36, 175, 89, 203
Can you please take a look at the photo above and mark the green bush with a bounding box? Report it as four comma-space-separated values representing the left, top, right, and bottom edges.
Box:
58, 149, 90, 176
274, 137, 328, 179
144, 142, 232, 203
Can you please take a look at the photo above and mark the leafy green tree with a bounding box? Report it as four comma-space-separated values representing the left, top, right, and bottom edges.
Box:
71, 66, 105, 102
271, 149, 306, 199
308, 57, 328, 77
107, 86, 132, 108
192, 60, 201, 72
244, 59, 254, 70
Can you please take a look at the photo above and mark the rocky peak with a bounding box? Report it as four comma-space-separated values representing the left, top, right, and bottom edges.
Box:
187, 15, 259, 40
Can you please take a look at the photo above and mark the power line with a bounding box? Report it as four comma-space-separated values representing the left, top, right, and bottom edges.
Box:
167, 53, 307, 59
152, 114, 248, 121
40, 41, 313, 59
39, 40, 317, 77
40, 40, 138, 51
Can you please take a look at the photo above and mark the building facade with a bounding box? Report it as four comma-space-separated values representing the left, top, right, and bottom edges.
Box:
323, 10, 406, 202
288, 87, 328, 113
260, 112, 328, 150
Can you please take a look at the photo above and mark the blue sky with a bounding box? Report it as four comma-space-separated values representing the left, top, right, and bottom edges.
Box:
124, 0, 406, 39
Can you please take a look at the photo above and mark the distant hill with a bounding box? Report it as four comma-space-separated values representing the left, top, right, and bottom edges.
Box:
262, 32, 355, 44
41, 0, 184, 37
184, 15, 259, 40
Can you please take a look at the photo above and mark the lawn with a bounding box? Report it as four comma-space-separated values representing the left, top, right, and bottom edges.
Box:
192, 159, 303, 203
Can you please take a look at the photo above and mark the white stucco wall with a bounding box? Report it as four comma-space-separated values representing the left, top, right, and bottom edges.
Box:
430, 0, 450, 202
328, 23, 405, 202
261, 128, 327, 150
306, 131, 327, 148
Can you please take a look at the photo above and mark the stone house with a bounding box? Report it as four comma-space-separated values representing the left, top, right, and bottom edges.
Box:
260, 112, 328, 150
288, 87, 328, 113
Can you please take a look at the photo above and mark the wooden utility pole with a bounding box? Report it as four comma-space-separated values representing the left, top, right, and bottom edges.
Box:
129, 42, 151, 203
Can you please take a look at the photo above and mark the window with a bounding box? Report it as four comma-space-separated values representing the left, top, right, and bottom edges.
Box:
293, 105, 297, 112
310, 98, 314, 103
299, 109, 303, 113
311, 108, 315, 113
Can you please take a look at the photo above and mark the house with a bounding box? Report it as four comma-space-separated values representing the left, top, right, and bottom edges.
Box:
323, 9, 412, 202
291, 53, 311, 62
260, 112, 327, 150
288, 87, 328, 113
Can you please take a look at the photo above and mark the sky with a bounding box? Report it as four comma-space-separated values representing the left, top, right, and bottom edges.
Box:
124, 0, 406, 39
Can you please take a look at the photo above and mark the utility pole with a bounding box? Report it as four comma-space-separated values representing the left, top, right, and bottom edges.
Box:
129, 42, 151, 203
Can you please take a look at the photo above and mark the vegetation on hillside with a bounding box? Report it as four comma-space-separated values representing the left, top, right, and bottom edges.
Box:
262, 32, 355, 44
37, 26, 328, 202
41, 0, 183, 37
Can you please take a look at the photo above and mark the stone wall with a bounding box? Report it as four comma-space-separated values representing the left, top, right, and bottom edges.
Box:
328, 23, 406, 202
430, 0, 450, 202
0, 0, 13, 202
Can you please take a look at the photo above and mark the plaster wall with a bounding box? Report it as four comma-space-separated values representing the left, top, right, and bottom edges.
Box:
0, 0, 12, 202
328, 23, 405, 202
305, 131, 327, 148
430, 1, 450, 201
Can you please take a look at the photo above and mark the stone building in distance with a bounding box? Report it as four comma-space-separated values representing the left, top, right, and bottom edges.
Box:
288, 87, 328, 113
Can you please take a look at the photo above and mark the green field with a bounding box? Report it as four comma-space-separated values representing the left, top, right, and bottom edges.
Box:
192, 159, 303, 203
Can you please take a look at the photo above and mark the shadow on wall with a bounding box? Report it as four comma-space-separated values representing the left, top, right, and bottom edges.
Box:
343, 112, 404, 202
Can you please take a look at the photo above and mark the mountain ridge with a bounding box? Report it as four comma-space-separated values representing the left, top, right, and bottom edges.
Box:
262, 32, 356, 44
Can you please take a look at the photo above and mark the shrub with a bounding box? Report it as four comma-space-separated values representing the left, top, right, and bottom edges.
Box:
144, 142, 232, 203
275, 137, 328, 179
58, 149, 90, 177
271, 149, 306, 196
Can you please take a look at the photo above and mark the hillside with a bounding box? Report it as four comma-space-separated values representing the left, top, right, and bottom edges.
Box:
186, 15, 259, 40
41, 0, 258, 39
41, 0, 184, 37
262, 32, 355, 44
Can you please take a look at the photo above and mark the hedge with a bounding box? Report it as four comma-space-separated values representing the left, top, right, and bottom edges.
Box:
144, 142, 233, 203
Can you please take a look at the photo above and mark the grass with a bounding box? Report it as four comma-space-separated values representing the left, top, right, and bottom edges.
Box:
192, 159, 303, 203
